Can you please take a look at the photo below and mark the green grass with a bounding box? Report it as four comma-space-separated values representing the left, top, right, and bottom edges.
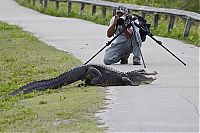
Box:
15, 0, 199, 46
0, 22, 105, 132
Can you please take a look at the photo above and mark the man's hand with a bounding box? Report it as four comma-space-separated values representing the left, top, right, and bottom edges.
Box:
113, 15, 120, 25
122, 26, 133, 39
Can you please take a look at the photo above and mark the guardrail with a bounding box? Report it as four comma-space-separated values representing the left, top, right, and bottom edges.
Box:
29, 0, 200, 38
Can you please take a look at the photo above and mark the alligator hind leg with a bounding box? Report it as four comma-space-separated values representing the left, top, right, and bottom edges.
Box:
86, 67, 102, 85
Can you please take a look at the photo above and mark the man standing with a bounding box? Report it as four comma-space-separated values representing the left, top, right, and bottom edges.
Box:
103, 5, 142, 65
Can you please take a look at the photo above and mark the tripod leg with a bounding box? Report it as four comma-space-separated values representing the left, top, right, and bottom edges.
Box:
84, 45, 107, 65
149, 35, 186, 66
137, 43, 146, 68
131, 29, 146, 68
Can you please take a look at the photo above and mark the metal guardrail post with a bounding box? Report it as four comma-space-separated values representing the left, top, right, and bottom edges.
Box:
168, 15, 176, 32
80, 3, 85, 14
44, 0, 48, 9
56, 1, 59, 10
68, 1, 72, 13
154, 13, 159, 28
40, 0, 43, 5
141, 11, 146, 19
92, 4, 96, 15
32, 0, 36, 7
112, 7, 116, 16
183, 17, 193, 37
102, 7, 107, 17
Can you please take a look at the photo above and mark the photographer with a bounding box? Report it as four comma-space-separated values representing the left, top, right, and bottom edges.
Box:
103, 5, 142, 65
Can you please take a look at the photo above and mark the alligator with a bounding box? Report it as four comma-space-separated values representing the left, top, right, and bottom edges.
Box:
10, 64, 157, 95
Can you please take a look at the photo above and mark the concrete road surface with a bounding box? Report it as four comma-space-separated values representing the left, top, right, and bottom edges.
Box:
0, 0, 199, 132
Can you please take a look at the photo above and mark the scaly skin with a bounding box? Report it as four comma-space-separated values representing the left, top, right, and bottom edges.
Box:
10, 64, 157, 95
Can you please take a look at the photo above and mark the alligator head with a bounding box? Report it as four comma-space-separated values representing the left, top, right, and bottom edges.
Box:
126, 69, 157, 85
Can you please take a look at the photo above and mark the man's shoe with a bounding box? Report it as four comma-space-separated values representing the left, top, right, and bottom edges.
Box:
133, 57, 141, 65
120, 58, 128, 64
120, 54, 129, 64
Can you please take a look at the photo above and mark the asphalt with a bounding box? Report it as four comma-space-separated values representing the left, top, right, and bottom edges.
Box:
0, 0, 199, 132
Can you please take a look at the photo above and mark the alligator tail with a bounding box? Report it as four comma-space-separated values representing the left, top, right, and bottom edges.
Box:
10, 65, 87, 96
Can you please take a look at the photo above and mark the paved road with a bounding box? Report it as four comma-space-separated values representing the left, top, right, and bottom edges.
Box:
0, 0, 199, 132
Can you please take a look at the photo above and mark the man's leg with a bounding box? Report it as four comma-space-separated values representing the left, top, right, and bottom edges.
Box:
103, 42, 131, 65
103, 44, 121, 65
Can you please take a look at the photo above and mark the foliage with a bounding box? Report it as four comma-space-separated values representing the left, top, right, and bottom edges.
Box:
105, 0, 200, 13
0, 22, 105, 132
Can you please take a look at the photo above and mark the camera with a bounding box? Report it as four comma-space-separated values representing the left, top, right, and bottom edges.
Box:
117, 15, 126, 25
117, 14, 137, 26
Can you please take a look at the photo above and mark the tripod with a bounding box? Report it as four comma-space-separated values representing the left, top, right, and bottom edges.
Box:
84, 16, 186, 67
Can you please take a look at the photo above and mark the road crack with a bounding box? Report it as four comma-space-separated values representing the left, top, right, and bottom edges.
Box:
180, 94, 199, 116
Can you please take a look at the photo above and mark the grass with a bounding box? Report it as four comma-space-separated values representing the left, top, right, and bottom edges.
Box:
0, 22, 105, 132
16, 0, 199, 46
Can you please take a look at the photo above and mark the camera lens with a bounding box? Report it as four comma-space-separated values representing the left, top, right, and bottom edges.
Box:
117, 18, 125, 25
117, 16, 126, 25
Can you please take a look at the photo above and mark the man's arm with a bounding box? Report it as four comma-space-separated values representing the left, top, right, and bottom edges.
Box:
107, 15, 133, 39
107, 16, 118, 38
107, 23, 116, 38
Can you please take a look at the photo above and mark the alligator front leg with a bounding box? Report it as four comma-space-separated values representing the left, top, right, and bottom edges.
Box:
86, 67, 102, 85
122, 77, 138, 86
136, 69, 158, 75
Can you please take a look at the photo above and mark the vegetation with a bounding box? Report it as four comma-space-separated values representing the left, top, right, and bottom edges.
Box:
0, 22, 105, 132
16, 0, 199, 46
105, 0, 200, 13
